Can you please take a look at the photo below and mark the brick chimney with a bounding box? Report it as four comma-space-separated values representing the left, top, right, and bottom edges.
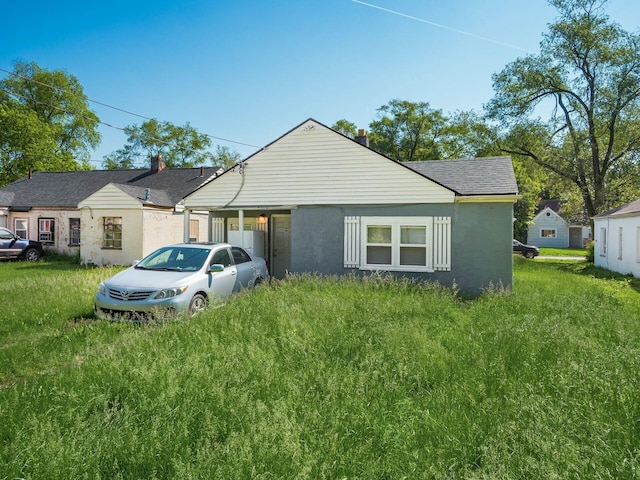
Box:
150, 154, 166, 173
355, 129, 369, 147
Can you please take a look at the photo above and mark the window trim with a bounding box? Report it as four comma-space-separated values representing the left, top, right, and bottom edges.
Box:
69, 218, 81, 246
38, 218, 55, 244
540, 228, 557, 238
360, 216, 434, 272
14, 218, 28, 239
600, 227, 607, 256
102, 216, 122, 249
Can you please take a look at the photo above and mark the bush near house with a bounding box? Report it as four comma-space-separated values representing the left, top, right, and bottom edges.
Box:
1, 258, 639, 478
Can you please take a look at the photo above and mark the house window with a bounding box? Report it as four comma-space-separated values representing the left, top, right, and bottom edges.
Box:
541, 228, 557, 238
344, 216, 451, 272
38, 218, 55, 244
103, 217, 122, 249
618, 227, 623, 261
189, 219, 199, 242
600, 227, 607, 256
14, 219, 27, 239
69, 218, 81, 246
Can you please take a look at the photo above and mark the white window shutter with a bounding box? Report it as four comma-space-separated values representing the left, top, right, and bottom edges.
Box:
211, 217, 225, 242
433, 216, 451, 271
344, 216, 360, 267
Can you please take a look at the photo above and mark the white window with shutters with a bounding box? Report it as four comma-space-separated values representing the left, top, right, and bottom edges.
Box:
343, 216, 451, 272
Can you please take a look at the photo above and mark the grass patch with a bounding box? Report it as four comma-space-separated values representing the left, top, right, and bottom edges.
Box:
539, 247, 587, 257
1, 258, 640, 478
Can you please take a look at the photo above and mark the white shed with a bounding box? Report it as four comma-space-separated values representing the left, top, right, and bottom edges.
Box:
593, 199, 640, 277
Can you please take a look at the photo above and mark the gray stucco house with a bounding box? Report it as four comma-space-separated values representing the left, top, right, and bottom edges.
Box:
182, 118, 519, 296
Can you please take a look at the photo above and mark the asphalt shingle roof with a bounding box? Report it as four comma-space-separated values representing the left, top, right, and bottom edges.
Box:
402, 156, 518, 196
594, 198, 640, 218
0, 167, 219, 208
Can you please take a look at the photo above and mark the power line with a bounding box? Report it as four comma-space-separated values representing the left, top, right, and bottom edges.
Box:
0, 66, 262, 149
351, 0, 535, 54
0, 86, 222, 164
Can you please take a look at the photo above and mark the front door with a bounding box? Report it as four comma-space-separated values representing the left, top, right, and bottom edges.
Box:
271, 215, 291, 279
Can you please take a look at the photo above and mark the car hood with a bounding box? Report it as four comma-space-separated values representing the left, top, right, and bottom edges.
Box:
104, 267, 201, 289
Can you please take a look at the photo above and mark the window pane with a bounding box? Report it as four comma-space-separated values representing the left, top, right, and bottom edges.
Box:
367, 226, 391, 243
401, 226, 426, 244
367, 246, 392, 265
400, 246, 426, 266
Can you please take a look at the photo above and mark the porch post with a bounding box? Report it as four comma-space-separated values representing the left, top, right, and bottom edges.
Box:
207, 211, 214, 242
238, 209, 244, 247
183, 208, 191, 243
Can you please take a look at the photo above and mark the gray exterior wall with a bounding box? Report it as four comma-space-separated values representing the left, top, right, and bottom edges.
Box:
290, 202, 514, 297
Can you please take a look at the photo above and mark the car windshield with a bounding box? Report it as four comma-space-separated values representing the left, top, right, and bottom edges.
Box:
136, 246, 210, 272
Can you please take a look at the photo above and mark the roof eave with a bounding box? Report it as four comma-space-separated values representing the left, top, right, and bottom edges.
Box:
455, 194, 520, 203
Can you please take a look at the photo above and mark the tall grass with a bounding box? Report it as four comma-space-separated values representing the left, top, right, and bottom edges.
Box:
1, 258, 640, 478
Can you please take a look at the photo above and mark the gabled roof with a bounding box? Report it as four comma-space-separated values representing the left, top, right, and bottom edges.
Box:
111, 184, 175, 207
0, 167, 219, 209
531, 206, 568, 224
594, 198, 640, 218
401, 156, 518, 196
536, 199, 562, 215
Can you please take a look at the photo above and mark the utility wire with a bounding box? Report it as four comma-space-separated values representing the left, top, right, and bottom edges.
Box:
0, 87, 218, 162
352, 0, 535, 54
0, 66, 262, 149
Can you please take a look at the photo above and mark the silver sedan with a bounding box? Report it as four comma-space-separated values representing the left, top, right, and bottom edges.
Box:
94, 242, 269, 320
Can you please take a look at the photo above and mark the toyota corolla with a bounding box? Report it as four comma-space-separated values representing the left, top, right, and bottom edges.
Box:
94, 242, 269, 320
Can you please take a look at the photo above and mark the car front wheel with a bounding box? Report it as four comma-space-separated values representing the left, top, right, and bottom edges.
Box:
24, 248, 41, 262
188, 293, 208, 316
524, 251, 535, 259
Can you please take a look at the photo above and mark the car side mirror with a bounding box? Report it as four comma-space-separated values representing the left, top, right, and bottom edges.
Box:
209, 263, 225, 273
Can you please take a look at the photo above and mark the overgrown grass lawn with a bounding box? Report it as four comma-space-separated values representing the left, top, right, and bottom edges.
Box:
1, 258, 640, 478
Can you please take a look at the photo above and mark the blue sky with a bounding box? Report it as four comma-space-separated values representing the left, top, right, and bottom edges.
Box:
2, 0, 639, 166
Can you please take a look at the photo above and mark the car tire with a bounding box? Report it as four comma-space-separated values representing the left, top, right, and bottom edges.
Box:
24, 248, 41, 262
188, 293, 208, 316
524, 251, 535, 259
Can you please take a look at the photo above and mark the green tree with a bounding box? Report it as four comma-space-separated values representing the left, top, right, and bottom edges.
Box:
332, 119, 358, 139
104, 119, 215, 169
368, 99, 447, 162
440, 110, 502, 159
487, 0, 640, 218
0, 61, 99, 185
212, 145, 242, 169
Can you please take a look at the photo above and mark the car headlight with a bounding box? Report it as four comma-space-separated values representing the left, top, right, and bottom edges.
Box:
154, 286, 188, 299
97, 282, 105, 295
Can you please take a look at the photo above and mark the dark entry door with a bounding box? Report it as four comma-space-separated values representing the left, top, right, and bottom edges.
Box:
271, 215, 291, 279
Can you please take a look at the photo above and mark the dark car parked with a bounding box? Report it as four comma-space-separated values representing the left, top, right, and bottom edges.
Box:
513, 239, 539, 259
0, 227, 43, 262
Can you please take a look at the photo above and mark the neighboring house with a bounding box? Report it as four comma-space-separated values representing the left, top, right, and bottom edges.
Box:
527, 200, 591, 248
182, 118, 519, 297
0, 156, 219, 265
593, 198, 640, 278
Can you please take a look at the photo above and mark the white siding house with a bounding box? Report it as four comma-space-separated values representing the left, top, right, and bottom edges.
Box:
593, 199, 640, 277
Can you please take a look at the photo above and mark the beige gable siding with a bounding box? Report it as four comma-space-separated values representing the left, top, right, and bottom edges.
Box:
185, 120, 454, 209
78, 184, 143, 210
